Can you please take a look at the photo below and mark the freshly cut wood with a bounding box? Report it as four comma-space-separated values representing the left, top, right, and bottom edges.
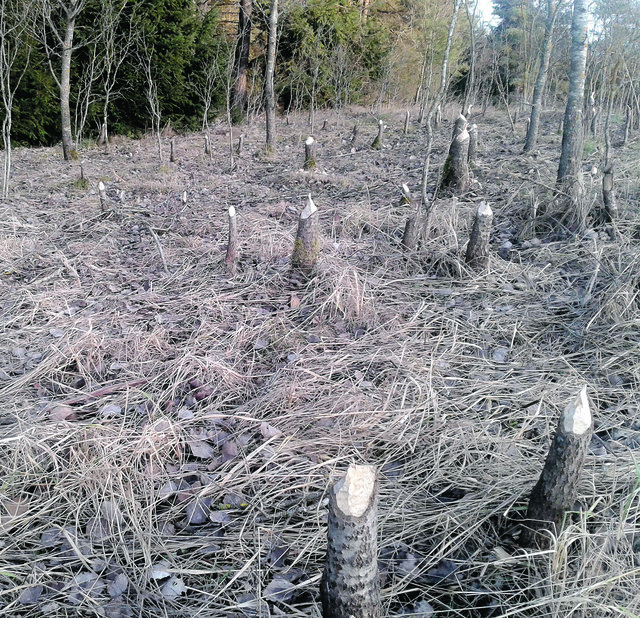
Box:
441, 114, 470, 192
520, 387, 593, 547
465, 201, 493, 272
291, 194, 320, 274
371, 120, 383, 150
98, 181, 107, 212
468, 124, 478, 167
304, 136, 317, 170
225, 206, 238, 274
320, 465, 379, 618
602, 163, 618, 222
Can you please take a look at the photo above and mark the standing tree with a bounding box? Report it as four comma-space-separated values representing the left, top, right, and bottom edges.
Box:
556, 0, 589, 230
523, 0, 563, 153
39, 0, 87, 160
265, 0, 278, 153
137, 34, 163, 162
231, 0, 252, 123
0, 0, 33, 197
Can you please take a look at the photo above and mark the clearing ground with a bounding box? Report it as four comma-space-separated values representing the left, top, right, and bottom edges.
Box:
1, 105, 639, 617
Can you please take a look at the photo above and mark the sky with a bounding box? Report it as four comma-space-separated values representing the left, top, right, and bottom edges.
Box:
476, 0, 498, 25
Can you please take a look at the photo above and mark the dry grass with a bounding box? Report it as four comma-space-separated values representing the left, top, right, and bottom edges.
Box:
0, 107, 639, 617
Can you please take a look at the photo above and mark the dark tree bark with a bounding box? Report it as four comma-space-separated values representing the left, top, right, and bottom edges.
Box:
465, 201, 493, 271
557, 0, 589, 230
291, 194, 320, 274
602, 163, 618, 222
520, 387, 593, 548
304, 136, 317, 170
264, 0, 278, 153
524, 0, 561, 153
225, 206, 238, 274
468, 123, 478, 167
402, 217, 417, 251
403, 110, 410, 135
170, 138, 175, 163
441, 114, 470, 192
320, 465, 379, 618
371, 120, 384, 149
232, 0, 252, 122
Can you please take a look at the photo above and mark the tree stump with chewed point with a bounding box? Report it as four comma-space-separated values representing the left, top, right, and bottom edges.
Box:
465, 201, 493, 272
320, 464, 379, 618
291, 194, 320, 275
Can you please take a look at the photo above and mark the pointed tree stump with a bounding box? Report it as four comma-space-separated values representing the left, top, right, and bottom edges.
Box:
402, 217, 417, 251
465, 201, 493, 272
320, 465, 379, 618
520, 387, 593, 548
304, 136, 317, 170
371, 120, 384, 150
468, 124, 478, 167
602, 163, 618, 222
441, 114, 470, 192
225, 206, 238, 274
291, 194, 320, 274
98, 181, 107, 212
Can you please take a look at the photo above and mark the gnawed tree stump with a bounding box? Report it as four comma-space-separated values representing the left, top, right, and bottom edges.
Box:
520, 387, 593, 548
350, 124, 359, 145
441, 114, 470, 192
236, 134, 244, 155
225, 206, 238, 274
320, 465, 379, 618
170, 138, 176, 163
204, 135, 210, 155
402, 217, 417, 251
602, 163, 618, 222
98, 181, 107, 212
465, 201, 493, 272
304, 136, 317, 170
291, 194, 320, 274
371, 120, 384, 150
403, 110, 410, 135
468, 124, 478, 167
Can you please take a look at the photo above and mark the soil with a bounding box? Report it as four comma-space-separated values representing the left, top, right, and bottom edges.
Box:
1, 105, 639, 617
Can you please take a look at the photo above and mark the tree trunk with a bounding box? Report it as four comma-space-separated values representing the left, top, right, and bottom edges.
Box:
232, 0, 252, 122
291, 194, 320, 274
520, 387, 593, 548
556, 0, 589, 230
524, 0, 559, 153
465, 201, 493, 272
320, 465, 379, 618
225, 206, 238, 274
60, 14, 76, 161
264, 0, 278, 153
468, 123, 478, 167
602, 163, 617, 222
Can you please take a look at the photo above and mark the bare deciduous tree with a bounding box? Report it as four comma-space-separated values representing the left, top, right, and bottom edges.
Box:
264, 0, 278, 153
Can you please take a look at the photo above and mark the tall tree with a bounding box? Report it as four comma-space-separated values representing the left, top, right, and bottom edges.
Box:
0, 0, 33, 197
557, 0, 589, 230
231, 0, 252, 123
523, 0, 562, 152
39, 0, 87, 160
265, 0, 278, 152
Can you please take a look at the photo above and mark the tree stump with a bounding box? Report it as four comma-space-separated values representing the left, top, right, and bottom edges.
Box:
441, 115, 470, 192
225, 206, 238, 275
402, 217, 418, 251
304, 136, 317, 170
204, 135, 210, 155
320, 465, 379, 618
520, 387, 593, 548
403, 110, 410, 135
468, 124, 478, 167
371, 120, 383, 150
602, 163, 618, 222
465, 201, 493, 272
236, 134, 244, 155
98, 181, 107, 212
291, 194, 320, 274
170, 138, 176, 163
350, 124, 359, 145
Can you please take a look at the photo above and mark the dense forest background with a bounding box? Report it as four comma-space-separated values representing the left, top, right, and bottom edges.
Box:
2, 0, 639, 149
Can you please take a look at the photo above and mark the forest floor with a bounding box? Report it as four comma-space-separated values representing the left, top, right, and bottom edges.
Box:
1, 104, 639, 618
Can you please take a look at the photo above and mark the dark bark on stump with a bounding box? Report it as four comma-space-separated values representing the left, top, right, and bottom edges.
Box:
441, 115, 470, 192
402, 217, 417, 251
351, 125, 359, 145
236, 134, 244, 155
291, 195, 320, 274
304, 136, 317, 170
170, 138, 176, 163
225, 206, 238, 275
204, 135, 210, 155
465, 201, 493, 272
468, 124, 478, 167
403, 110, 410, 135
602, 163, 618, 222
520, 387, 593, 548
371, 120, 383, 150
320, 465, 379, 618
